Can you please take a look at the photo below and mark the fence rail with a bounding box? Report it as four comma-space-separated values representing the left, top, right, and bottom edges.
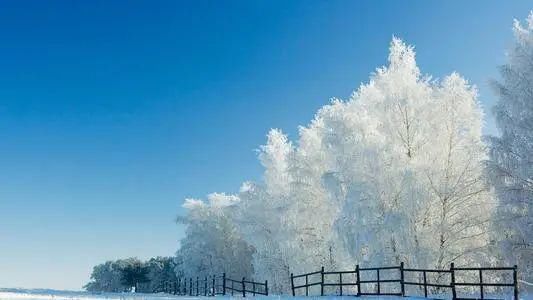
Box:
291, 263, 519, 300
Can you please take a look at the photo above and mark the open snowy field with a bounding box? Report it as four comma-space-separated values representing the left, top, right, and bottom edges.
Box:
0, 289, 195, 300
1, 289, 531, 300
0, 289, 388, 300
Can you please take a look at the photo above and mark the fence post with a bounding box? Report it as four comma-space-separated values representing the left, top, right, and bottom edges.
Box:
231, 279, 234, 296
339, 272, 343, 296
265, 280, 269, 296
377, 268, 381, 295
189, 278, 193, 296
253, 281, 256, 296
513, 265, 518, 300
196, 276, 199, 296
305, 275, 309, 296
204, 276, 208, 296
321, 266, 325, 296
423, 271, 428, 298
223, 273, 226, 296
291, 273, 295, 296
450, 263, 456, 300
177, 278, 181, 295
242, 277, 246, 297
400, 262, 405, 296
479, 269, 484, 300
212, 275, 216, 296
356, 264, 361, 296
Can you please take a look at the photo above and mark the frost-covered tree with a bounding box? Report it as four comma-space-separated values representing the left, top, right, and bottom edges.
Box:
487, 12, 533, 283
235, 180, 293, 293
177, 37, 496, 294
144, 256, 180, 292
294, 38, 494, 272
176, 193, 255, 279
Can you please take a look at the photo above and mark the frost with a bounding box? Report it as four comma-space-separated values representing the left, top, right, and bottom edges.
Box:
487, 12, 533, 286
176, 33, 528, 294
182, 198, 205, 210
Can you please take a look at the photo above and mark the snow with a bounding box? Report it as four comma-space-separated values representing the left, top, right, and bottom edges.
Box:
0, 289, 193, 300
1, 289, 531, 300
177, 36, 496, 294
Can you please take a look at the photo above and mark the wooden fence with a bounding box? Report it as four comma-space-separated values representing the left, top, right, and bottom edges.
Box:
291, 263, 519, 300
160, 273, 268, 297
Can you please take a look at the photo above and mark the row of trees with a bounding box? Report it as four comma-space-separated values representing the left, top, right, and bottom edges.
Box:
84, 256, 181, 293
176, 12, 532, 295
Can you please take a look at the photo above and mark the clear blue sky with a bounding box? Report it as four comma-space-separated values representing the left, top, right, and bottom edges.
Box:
0, 0, 530, 291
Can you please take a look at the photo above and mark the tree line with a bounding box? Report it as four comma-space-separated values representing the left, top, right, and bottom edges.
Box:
175, 12, 532, 294
84, 256, 181, 293
86, 11, 532, 295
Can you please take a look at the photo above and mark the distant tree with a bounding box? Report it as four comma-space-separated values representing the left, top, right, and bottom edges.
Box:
144, 256, 179, 292
84, 260, 128, 293
85, 256, 182, 293
119, 258, 150, 292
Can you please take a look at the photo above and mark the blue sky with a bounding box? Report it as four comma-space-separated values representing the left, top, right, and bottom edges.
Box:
0, 0, 530, 291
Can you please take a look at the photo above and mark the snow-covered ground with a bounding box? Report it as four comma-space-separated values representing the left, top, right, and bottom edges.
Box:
1, 289, 532, 300
0, 289, 416, 300
0, 289, 195, 300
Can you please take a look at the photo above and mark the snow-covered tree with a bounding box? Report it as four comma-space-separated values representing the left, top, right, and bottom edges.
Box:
234, 180, 293, 293
176, 37, 496, 293
176, 193, 255, 279
299, 38, 493, 272
487, 12, 533, 283
144, 256, 180, 292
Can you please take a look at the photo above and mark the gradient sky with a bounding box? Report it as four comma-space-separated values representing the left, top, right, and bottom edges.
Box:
0, 0, 530, 291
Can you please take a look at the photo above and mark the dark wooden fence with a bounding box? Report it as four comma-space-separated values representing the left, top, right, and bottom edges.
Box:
160, 273, 268, 297
291, 263, 519, 300
452, 265, 518, 300
290, 268, 323, 296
